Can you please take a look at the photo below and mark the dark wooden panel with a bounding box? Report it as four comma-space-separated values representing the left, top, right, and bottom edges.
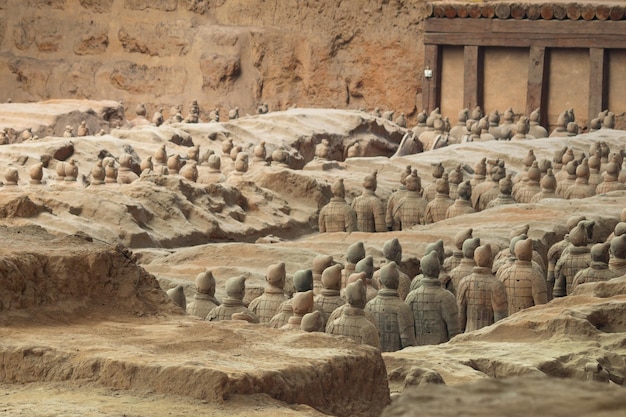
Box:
588, 48, 608, 127
463, 45, 481, 111
422, 44, 441, 114
526, 46, 548, 122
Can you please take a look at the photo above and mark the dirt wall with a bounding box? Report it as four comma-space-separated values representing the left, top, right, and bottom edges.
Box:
0, 0, 429, 121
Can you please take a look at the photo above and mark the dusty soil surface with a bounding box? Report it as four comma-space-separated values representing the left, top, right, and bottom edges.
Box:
0, 100, 625, 416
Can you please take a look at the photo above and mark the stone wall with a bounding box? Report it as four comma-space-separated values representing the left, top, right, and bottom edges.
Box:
0, 0, 429, 120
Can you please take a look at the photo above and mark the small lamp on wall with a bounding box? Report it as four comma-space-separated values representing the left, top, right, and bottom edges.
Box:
424, 66, 433, 80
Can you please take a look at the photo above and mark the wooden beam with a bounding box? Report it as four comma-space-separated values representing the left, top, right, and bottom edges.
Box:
422, 44, 441, 114
424, 32, 626, 49
588, 48, 608, 128
424, 19, 626, 49
525, 46, 548, 125
463, 45, 481, 111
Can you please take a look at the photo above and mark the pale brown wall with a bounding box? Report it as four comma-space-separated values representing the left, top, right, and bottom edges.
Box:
0, 0, 430, 120
482, 47, 529, 118
547, 48, 590, 130
440, 46, 464, 121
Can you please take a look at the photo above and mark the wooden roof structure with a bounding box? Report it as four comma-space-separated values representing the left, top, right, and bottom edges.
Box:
422, 1, 626, 125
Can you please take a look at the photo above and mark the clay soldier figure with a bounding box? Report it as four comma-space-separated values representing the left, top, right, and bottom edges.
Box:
446, 180, 475, 219
118, 153, 139, 184
314, 264, 345, 327
186, 269, 220, 319
249, 262, 289, 323
554, 220, 595, 297
327, 280, 381, 349
412, 110, 428, 138
424, 174, 454, 223
365, 262, 416, 352
443, 228, 473, 274
555, 160, 578, 198
470, 158, 487, 187
587, 150, 602, 188
510, 117, 535, 141
166, 285, 186, 310
77, 121, 89, 137
596, 156, 626, 194
499, 107, 516, 138
423, 163, 445, 203
547, 215, 586, 298
530, 169, 560, 202
355, 256, 378, 302
386, 165, 412, 231
342, 241, 365, 288
486, 174, 515, 208
312, 254, 334, 295
282, 291, 315, 331
351, 171, 386, 232
515, 161, 542, 203
571, 242, 619, 292
564, 159, 595, 199
319, 179, 357, 233
90, 160, 106, 185
609, 234, 626, 276
448, 108, 469, 144
405, 251, 459, 345
372, 238, 412, 301
449, 237, 481, 296
549, 110, 570, 137
555, 148, 575, 183
270, 269, 314, 328
411, 240, 451, 292
528, 108, 548, 139
498, 239, 548, 315
487, 110, 503, 140
472, 160, 506, 211
448, 164, 464, 200
206, 275, 259, 323
457, 244, 508, 332
394, 170, 428, 229
152, 108, 164, 126
514, 150, 536, 185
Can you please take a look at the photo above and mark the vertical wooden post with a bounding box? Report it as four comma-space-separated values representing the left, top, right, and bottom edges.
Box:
422, 44, 441, 113
463, 45, 481, 111
588, 48, 608, 127
526, 46, 548, 125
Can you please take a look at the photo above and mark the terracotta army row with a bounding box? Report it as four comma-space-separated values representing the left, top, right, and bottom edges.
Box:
318, 141, 626, 233
402, 106, 621, 154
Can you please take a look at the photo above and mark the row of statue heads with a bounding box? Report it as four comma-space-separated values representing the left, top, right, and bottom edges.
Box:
397, 106, 621, 153
131, 100, 272, 128
0, 138, 302, 187
319, 141, 626, 233
169, 210, 626, 351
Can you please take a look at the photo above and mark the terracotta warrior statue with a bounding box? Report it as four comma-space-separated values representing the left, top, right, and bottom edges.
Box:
554, 220, 595, 297
365, 262, 416, 352
498, 239, 548, 315
570, 242, 619, 293
318, 178, 357, 233
446, 180, 475, 219
424, 173, 454, 223
206, 275, 259, 323
443, 228, 473, 274
405, 251, 459, 345
449, 237, 481, 296
386, 165, 412, 231
326, 280, 381, 349
314, 264, 345, 328
270, 269, 314, 329
186, 269, 220, 319
394, 170, 427, 229
457, 244, 508, 332
351, 171, 386, 232
248, 262, 289, 323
